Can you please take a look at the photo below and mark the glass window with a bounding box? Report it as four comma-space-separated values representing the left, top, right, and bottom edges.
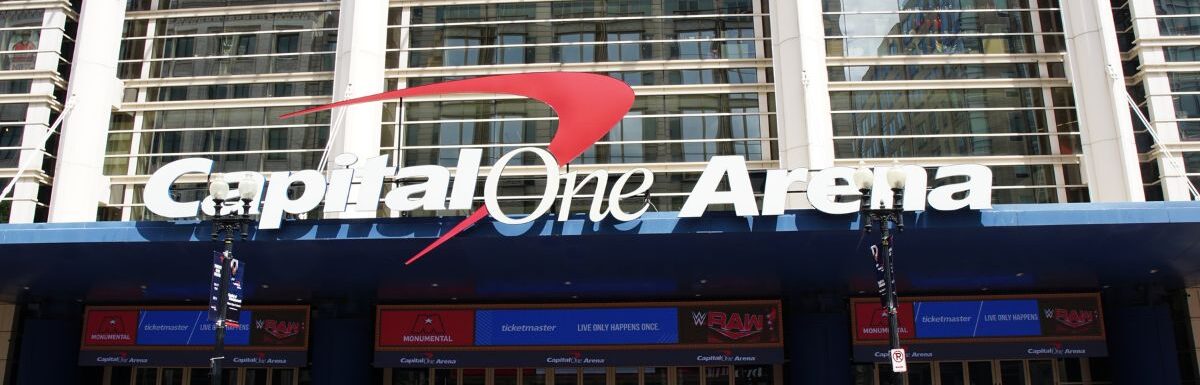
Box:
907, 363, 933, 385
495, 369, 519, 385
1028, 360, 1054, 385
393, 369, 429, 385
555, 369, 578, 385
938, 362, 965, 385
644, 367, 668, 385
877, 364, 896, 385
614, 368, 638, 385
1160, 17, 1200, 36
1166, 46, 1200, 62
159, 368, 185, 385
190, 368, 211, 385
246, 368, 269, 385
998, 359, 1027, 383
434, 369, 458, 385
1057, 358, 1083, 384
705, 366, 730, 385
677, 367, 700, 385
967, 361, 994, 385
851, 364, 873, 385
160, 0, 330, 9
276, 33, 299, 53
582, 368, 606, 385
1170, 72, 1200, 92
498, 34, 527, 64
556, 32, 596, 63
522, 369, 548, 385
733, 365, 772, 385
0, 10, 42, 71
272, 368, 296, 385
134, 368, 157, 385
112, 367, 133, 385
463, 369, 485, 385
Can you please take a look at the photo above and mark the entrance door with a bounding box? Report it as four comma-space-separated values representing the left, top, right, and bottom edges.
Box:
382, 366, 781, 385
855, 358, 1112, 385
92, 367, 308, 385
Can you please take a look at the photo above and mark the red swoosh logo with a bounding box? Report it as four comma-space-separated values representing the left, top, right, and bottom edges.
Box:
281, 72, 635, 264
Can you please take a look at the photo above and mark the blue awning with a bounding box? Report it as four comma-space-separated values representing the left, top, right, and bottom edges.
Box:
1, 202, 1198, 303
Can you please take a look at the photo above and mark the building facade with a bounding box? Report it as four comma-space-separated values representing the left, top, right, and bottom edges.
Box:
2, 0, 1200, 384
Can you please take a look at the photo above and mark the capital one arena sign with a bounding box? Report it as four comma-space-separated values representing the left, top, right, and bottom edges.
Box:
144, 73, 991, 263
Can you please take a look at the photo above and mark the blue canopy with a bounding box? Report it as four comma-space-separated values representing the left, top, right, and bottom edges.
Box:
0, 202, 1197, 303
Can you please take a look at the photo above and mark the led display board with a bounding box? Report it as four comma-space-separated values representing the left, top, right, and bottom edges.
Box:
375, 301, 782, 367
79, 306, 308, 367
851, 294, 1106, 361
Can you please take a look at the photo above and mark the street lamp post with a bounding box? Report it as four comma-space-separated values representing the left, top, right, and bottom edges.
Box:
206, 175, 259, 385
853, 166, 907, 385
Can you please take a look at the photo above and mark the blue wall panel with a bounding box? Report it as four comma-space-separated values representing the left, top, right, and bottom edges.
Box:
785, 311, 850, 385
1106, 304, 1182, 385
15, 319, 81, 385
311, 318, 373, 384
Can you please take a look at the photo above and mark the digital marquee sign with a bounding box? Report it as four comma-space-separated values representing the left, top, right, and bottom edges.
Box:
79, 306, 309, 367
375, 301, 782, 367
851, 294, 1106, 361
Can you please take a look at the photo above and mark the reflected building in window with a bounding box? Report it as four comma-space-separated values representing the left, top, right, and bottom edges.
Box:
822, 0, 1086, 203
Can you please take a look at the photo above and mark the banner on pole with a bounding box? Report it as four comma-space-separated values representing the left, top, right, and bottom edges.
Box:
208, 251, 244, 326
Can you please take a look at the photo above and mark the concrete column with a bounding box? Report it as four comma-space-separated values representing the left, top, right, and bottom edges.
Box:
0, 303, 15, 383
769, 0, 834, 171
47, 0, 125, 222
769, 0, 834, 210
327, 0, 387, 218
1061, 0, 1146, 201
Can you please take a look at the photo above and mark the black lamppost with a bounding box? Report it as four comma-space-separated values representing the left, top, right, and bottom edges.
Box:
853, 165, 907, 385
206, 175, 258, 385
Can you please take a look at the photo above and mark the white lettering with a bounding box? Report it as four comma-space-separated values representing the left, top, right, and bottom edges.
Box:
141, 149, 996, 228
485, 147, 560, 225
808, 167, 858, 215
386, 165, 450, 211
448, 149, 483, 210
144, 158, 213, 218
927, 164, 993, 210
323, 153, 359, 213
608, 168, 653, 221
354, 155, 393, 212
259, 170, 327, 229
558, 170, 609, 222
761, 168, 808, 216
679, 156, 759, 217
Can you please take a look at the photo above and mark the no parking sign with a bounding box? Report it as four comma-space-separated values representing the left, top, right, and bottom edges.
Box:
890, 348, 907, 373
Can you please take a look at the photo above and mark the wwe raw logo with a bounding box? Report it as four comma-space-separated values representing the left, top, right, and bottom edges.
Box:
255, 319, 301, 340
1043, 307, 1097, 329
691, 309, 776, 340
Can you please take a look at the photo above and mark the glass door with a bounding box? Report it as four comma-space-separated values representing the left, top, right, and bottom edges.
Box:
552, 368, 578, 385
96, 367, 304, 385
854, 358, 1110, 385
967, 361, 994, 385
380, 366, 783, 385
